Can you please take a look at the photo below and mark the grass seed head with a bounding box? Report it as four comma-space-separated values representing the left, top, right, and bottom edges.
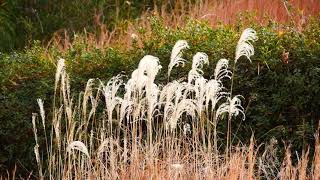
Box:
168, 40, 189, 78
235, 28, 257, 63
54, 58, 66, 92
192, 52, 209, 74
214, 59, 232, 80
216, 95, 245, 121
67, 141, 90, 157
37, 99, 46, 129
138, 55, 162, 83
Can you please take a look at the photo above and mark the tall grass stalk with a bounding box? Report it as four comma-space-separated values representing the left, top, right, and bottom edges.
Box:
226, 28, 257, 158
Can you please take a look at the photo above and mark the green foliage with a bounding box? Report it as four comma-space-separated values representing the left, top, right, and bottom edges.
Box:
0, 2, 17, 51
1, 17, 320, 176
0, 0, 189, 52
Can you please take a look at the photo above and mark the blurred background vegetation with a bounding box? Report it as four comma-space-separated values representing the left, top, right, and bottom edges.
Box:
0, 0, 157, 51
0, 0, 319, 178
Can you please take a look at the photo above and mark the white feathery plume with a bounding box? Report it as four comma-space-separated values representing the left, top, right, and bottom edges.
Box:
161, 81, 189, 128
214, 59, 232, 80
188, 52, 208, 84
137, 55, 162, 122
120, 98, 133, 123
216, 95, 245, 121
194, 76, 208, 113
195, 76, 207, 95
150, 83, 159, 102
173, 82, 190, 106
160, 80, 187, 103
192, 52, 209, 74
130, 69, 148, 92
101, 75, 123, 120
188, 69, 201, 84
54, 58, 65, 92
138, 55, 162, 82
146, 83, 160, 118
229, 95, 245, 120
37, 99, 45, 129
121, 78, 136, 120
168, 40, 189, 78
53, 106, 63, 148
235, 28, 257, 63
67, 141, 90, 157
205, 79, 227, 111
160, 81, 179, 103
167, 99, 197, 131
82, 78, 95, 120
87, 94, 98, 123
124, 79, 134, 100
161, 81, 181, 122
86, 80, 100, 123
130, 69, 139, 81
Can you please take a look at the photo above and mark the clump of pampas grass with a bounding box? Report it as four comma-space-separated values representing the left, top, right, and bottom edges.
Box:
32, 28, 319, 180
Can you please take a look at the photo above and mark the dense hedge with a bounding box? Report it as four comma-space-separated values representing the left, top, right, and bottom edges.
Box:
0, 17, 320, 175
